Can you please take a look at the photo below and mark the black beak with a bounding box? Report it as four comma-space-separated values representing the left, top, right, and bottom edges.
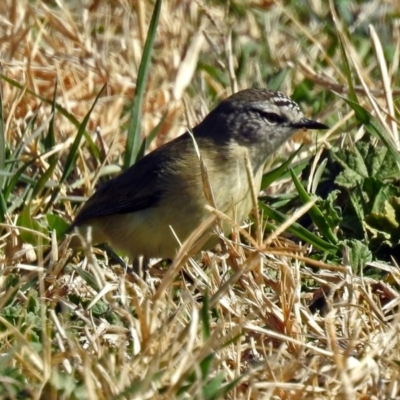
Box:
290, 118, 329, 130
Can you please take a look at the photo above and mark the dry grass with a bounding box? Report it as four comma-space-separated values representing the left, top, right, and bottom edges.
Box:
1, 0, 400, 399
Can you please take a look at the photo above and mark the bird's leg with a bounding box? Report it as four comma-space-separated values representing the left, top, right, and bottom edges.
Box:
132, 256, 150, 277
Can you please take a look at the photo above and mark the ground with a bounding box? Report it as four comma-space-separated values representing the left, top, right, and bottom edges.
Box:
0, 0, 399, 398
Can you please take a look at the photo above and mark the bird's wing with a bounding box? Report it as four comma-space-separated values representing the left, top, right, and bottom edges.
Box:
71, 135, 187, 227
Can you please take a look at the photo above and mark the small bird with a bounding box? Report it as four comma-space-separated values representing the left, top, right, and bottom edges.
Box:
70, 88, 328, 265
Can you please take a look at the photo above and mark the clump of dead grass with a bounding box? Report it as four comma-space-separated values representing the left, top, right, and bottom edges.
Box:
1, 0, 400, 398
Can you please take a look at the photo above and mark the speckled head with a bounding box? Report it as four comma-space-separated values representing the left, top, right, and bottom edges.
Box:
196, 88, 329, 169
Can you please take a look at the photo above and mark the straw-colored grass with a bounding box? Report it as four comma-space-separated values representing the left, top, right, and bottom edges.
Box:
1, 0, 400, 398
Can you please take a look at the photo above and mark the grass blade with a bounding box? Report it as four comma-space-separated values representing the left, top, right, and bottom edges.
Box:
124, 0, 162, 169
290, 169, 338, 244
260, 203, 338, 254
0, 74, 101, 161
124, 0, 162, 168
44, 84, 106, 212
341, 96, 400, 171
0, 70, 6, 221
261, 146, 303, 190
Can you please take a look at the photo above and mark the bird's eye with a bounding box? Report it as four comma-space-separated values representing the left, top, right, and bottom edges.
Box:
261, 112, 286, 125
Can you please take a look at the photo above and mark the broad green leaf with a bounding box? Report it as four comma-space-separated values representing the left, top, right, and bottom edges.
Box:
340, 96, 400, 171
342, 239, 372, 274
46, 214, 70, 238
17, 205, 48, 246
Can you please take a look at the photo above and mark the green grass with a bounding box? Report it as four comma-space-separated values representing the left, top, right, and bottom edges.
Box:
1, 0, 400, 398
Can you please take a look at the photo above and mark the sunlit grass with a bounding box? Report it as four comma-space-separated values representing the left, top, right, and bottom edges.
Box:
1, 0, 400, 398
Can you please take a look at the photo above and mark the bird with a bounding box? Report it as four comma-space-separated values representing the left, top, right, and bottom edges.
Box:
69, 88, 328, 268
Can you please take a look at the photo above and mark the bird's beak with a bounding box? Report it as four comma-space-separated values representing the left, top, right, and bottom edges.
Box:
291, 118, 329, 130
